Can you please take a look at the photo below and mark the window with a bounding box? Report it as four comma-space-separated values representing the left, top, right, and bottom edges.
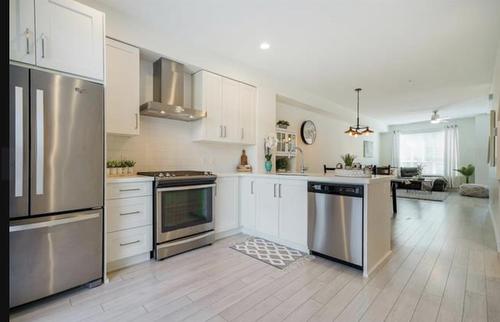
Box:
399, 131, 445, 175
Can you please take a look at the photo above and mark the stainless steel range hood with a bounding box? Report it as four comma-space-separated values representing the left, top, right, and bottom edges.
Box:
140, 58, 206, 121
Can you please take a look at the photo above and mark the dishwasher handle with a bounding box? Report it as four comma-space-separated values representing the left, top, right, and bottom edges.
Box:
307, 181, 363, 197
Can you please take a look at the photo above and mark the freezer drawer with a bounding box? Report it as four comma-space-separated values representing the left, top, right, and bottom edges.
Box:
308, 186, 363, 268
9, 210, 103, 307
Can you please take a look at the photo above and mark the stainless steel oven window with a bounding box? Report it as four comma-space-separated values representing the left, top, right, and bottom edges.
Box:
156, 184, 215, 234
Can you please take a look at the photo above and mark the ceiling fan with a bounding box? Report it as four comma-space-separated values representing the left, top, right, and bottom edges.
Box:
430, 110, 449, 124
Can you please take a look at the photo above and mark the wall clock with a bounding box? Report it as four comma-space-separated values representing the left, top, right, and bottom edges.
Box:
301, 120, 316, 145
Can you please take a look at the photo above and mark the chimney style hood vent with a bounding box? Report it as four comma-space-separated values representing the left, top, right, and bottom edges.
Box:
140, 58, 206, 122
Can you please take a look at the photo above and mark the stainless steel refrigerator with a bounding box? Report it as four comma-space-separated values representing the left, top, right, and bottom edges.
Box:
9, 65, 104, 308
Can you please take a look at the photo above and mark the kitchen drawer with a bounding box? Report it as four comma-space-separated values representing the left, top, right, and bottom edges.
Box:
106, 181, 152, 199
107, 225, 152, 262
106, 196, 152, 232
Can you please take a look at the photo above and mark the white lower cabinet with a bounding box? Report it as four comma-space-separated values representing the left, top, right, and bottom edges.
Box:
240, 176, 308, 251
106, 179, 153, 272
215, 176, 239, 234
107, 226, 152, 262
255, 178, 280, 237
278, 179, 308, 247
239, 177, 256, 229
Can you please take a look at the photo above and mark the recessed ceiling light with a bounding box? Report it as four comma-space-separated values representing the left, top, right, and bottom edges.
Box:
260, 42, 270, 50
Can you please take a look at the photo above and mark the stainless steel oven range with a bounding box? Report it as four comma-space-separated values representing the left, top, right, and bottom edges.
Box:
137, 170, 216, 260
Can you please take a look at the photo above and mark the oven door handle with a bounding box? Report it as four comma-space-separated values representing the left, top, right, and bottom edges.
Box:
156, 184, 216, 192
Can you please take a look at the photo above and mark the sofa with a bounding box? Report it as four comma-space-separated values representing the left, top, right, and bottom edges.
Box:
396, 167, 448, 192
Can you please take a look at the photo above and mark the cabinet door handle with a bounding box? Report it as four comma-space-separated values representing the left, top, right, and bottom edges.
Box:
135, 113, 139, 129
241, 128, 244, 139
41, 34, 46, 58
120, 240, 140, 246
24, 28, 30, 54
220, 125, 223, 138
273, 183, 277, 198
279, 184, 282, 198
224, 126, 227, 137
119, 188, 141, 192
120, 211, 140, 216
250, 181, 254, 194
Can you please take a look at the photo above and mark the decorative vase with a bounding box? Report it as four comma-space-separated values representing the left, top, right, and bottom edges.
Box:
110, 168, 117, 176
128, 167, 134, 175
106, 168, 110, 176
265, 160, 272, 173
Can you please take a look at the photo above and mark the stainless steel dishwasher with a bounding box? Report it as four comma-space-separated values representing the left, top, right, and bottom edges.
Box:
307, 182, 363, 269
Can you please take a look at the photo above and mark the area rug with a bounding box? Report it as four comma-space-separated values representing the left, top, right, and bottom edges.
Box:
230, 237, 306, 269
396, 189, 449, 201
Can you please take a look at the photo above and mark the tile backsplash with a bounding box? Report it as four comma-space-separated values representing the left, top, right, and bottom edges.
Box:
107, 116, 246, 173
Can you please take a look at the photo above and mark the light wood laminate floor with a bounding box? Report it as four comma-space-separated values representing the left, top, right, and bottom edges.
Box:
10, 194, 500, 322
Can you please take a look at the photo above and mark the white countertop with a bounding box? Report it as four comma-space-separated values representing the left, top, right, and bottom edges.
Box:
216, 172, 395, 184
106, 175, 154, 183
105, 172, 394, 185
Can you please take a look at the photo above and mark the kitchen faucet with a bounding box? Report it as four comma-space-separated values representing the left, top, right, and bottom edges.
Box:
289, 146, 307, 173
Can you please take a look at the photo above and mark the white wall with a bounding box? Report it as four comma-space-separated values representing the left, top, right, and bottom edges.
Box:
106, 119, 245, 173
378, 116, 489, 184
79, 0, 387, 173
276, 101, 380, 173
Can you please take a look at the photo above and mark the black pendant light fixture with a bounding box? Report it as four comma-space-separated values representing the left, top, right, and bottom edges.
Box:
345, 88, 374, 137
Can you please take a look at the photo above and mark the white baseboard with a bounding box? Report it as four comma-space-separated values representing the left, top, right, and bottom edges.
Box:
214, 228, 242, 240
364, 250, 392, 278
489, 205, 500, 252
107, 252, 151, 273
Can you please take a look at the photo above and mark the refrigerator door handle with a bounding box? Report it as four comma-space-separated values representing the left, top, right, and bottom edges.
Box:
35, 89, 44, 195
9, 212, 100, 232
14, 86, 23, 197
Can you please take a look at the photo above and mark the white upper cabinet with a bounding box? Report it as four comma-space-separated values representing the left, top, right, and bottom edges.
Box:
105, 38, 140, 135
221, 77, 240, 142
192, 70, 256, 144
35, 0, 104, 81
239, 84, 256, 144
9, 0, 104, 81
193, 71, 223, 141
10, 0, 36, 64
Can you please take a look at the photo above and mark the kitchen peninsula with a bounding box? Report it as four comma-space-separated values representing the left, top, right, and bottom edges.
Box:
217, 172, 394, 277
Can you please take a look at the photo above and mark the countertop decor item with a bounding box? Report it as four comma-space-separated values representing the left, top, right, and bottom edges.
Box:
276, 120, 290, 129
301, 120, 316, 145
237, 150, 253, 172
345, 88, 374, 137
341, 153, 356, 168
264, 135, 277, 173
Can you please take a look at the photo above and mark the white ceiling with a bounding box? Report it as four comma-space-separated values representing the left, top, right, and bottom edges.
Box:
96, 0, 500, 125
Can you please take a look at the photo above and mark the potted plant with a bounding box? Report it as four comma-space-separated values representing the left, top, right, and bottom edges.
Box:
454, 164, 475, 184
116, 160, 125, 176
341, 154, 356, 169
276, 120, 290, 129
106, 160, 113, 176
107, 160, 118, 176
125, 160, 136, 175
264, 134, 277, 173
